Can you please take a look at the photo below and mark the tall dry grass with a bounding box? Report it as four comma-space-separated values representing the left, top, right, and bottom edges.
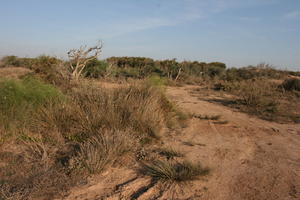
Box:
0, 78, 182, 199
219, 78, 300, 122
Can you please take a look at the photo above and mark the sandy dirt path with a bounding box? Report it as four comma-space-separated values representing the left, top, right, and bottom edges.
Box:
164, 85, 300, 200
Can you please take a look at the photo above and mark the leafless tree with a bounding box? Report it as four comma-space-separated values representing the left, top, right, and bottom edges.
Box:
68, 42, 102, 80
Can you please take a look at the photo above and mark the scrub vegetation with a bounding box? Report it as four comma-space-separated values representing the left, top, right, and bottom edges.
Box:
0, 44, 299, 199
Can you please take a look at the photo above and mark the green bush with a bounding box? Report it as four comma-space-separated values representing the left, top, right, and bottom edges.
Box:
106, 57, 227, 80
30, 56, 70, 86
83, 59, 108, 78
0, 56, 21, 67
225, 64, 286, 81
207, 66, 225, 77
0, 56, 36, 68
116, 67, 141, 78
146, 75, 167, 89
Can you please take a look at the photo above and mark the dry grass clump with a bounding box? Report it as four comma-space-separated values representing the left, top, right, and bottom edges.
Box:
158, 147, 184, 159
42, 81, 184, 142
140, 160, 209, 182
0, 141, 75, 200
76, 129, 135, 174
216, 78, 300, 122
281, 78, 300, 91
27, 83, 175, 144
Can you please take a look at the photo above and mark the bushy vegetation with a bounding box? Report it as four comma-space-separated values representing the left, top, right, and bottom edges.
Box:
214, 78, 300, 122
281, 78, 300, 91
224, 64, 287, 81
1, 55, 227, 84
0, 76, 64, 125
226, 79, 279, 112
0, 55, 38, 69
106, 57, 226, 80
2, 56, 299, 84
82, 58, 108, 78
0, 56, 22, 67
0, 55, 70, 87
0, 52, 299, 198
0, 73, 185, 199
82, 56, 227, 81
190, 63, 300, 123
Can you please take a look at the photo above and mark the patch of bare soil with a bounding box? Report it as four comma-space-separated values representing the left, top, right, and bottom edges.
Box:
61, 84, 300, 200
0, 67, 32, 79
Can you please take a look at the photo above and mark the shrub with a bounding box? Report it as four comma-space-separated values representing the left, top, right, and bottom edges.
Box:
207, 62, 226, 77
226, 79, 279, 113
115, 67, 141, 78
146, 75, 167, 89
0, 76, 64, 123
31, 56, 70, 86
106, 57, 227, 80
83, 59, 108, 78
0, 55, 70, 87
225, 64, 286, 81
140, 160, 209, 182
0, 56, 21, 67
281, 78, 300, 91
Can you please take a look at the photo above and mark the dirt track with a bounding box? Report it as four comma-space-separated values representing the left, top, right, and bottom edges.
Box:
63, 85, 300, 200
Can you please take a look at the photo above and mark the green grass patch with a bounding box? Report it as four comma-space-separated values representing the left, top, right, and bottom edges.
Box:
0, 76, 64, 125
146, 75, 167, 88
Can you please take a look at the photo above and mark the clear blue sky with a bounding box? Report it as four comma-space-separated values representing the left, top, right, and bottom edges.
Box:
0, 0, 299, 70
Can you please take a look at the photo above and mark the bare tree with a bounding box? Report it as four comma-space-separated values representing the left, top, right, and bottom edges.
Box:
174, 67, 182, 82
68, 42, 102, 80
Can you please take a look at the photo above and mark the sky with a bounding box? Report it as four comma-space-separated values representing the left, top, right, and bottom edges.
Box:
0, 0, 300, 70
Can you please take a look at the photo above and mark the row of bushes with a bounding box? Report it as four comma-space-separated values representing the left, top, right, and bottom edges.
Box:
0, 55, 299, 84
224, 64, 288, 81
86, 58, 299, 82
83, 57, 227, 80
0, 55, 227, 80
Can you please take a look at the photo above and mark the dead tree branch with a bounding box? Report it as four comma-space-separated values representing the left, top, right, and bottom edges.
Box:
67, 42, 102, 80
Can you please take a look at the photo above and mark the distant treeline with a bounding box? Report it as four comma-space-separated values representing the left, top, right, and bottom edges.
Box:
105, 57, 226, 79
1, 55, 299, 82
83, 56, 300, 81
